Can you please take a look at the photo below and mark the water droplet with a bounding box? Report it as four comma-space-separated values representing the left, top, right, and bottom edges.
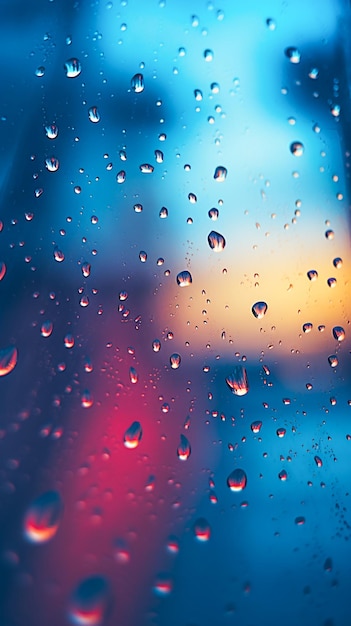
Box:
333, 257, 342, 269
208, 208, 219, 220
152, 339, 161, 352
227, 468, 247, 491
116, 170, 126, 184
328, 355, 338, 368
213, 166, 227, 182
140, 163, 154, 174
170, 353, 181, 369
155, 149, 163, 163
68, 576, 111, 625
308, 67, 319, 79
324, 557, 333, 572
251, 301, 268, 319
166, 536, 179, 554
129, 367, 138, 384
64, 333, 75, 348
302, 322, 313, 333
277, 428, 286, 438
325, 229, 334, 240
207, 230, 226, 252
81, 390, 93, 408
0, 345, 18, 377
176, 270, 192, 287
24, 491, 63, 543
131, 73, 144, 93
266, 18, 276, 30
226, 366, 249, 396
53, 247, 65, 262
290, 141, 304, 156
194, 89, 203, 101
307, 269, 318, 281
153, 573, 173, 595
124, 421, 142, 448
35, 66, 45, 77
159, 206, 168, 218
203, 49, 214, 62
332, 326, 345, 342
45, 156, 60, 172
327, 277, 337, 288
82, 262, 91, 277
278, 469, 288, 481
0, 261, 6, 281
295, 516, 305, 525
177, 434, 191, 460
330, 104, 340, 117
139, 251, 147, 262
41, 320, 53, 338
88, 106, 100, 123
250, 421, 262, 433
285, 47, 301, 63
193, 518, 211, 541
314, 455, 323, 467
45, 124, 59, 139
64, 58, 82, 78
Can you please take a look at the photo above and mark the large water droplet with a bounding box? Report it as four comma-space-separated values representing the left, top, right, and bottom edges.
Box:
170, 353, 181, 369
250, 421, 262, 433
328, 355, 338, 368
64, 58, 82, 78
116, 170, 126, 184
41, 320, 53, 338
0, 345, 18, 376
213, 166, 227, 182
227, 468, 247, 491
131, 73, 144, 93
140, 163, 154, 174
88, 106, 100, 123
207, 230, 226, 252
152, 339, 161, 352
193, 518, 211, 541
124, 421, 142, 448
45, 156, 60, 172
24, 491, 63, 543
332, 326, 345, 342
290, 141, 304, 156
226, 366, 249, 396
45, 124, 59, 139
68, 576, 111, 626
307, 269, 318, 281
285, 47, 301, 63
251, 301, 268, 319
176, 270, 192, 287
177, 434, 191, 460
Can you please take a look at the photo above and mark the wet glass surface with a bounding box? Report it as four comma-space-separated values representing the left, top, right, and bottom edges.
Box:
0, 1, 351, 625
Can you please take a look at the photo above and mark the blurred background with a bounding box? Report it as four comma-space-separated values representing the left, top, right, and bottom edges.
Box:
0, 0, 350, 625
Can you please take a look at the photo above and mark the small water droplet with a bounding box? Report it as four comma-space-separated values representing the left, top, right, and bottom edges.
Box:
328, 355, 338, 368
68, 576, 111, 625
88, 106, 101, 123
333, 257, 342, 269
314, 455, 323, 467
139, 251, 147, 262
81, 390, 93, 408
176, 270, 192, 287
277, 428, 286, 438
64, 333, 74, 348
227, 468, 247, 491
203, 49, 214, 62
208, 208, 219, 220
285, 47, 301, 63
330, 104, 340, 117
64, 58, 82, 78
250, 421, 262, 433
24, 491, 63, 543
208, 230, 226, 251
35, 66, 45, 77
177, 434, 191, 460
0, 345, 18, 377
194, 89, 203, 101
308, 67, 319, 79
124, 421, 142, 448
45, 156, 60, 172
0, 261, 6, 281
325, 229, 334, 240
82, 262, 91, 277
116, 170, 126, 184
251, 301, 268, 319
266, 18, 276, 30
153, 573, 173, 595
170, 353, 181, 369
45, 124, 59, 139
41, 321, 53, 338
53, 247, 65, 262
140, 163, 154, 174
159, 206, 168, 218
152, 339, 161, 352
226, 366, 249, 396
307, 269, 318, 281
213, 166, 227, 182
193, 518, 211, 541
129, 367, 138, 384
131, 73, 144, 93
290, 141, 304, 156
332, 326, 345, 342
302, 322, 313, 333
295, 516, 305, 525
327, 277, 337, 288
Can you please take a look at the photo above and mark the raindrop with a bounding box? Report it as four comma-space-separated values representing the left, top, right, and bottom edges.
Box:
116, 170, 126, 183
213, 166, 227, 182
333, 257, 342, 269
0, 261, 6, 281
193, 518, 211, 541
24, 491, 63, 543
285, 47, 301, 63
207, 230, 226, 252
226, 366, 249, 396
177, 434, 191, 460
227, 468, 247, 491
302, 322, 313, 333
307, 269, 318, 281
0, 345, 18, 377
251, 301, 268, 319
155, 149, 164, 163
152, 339, 161, 352
41, 321, 53, 338
131, 73, 144, 93
328, 355, 338, 368
124, 421, 142, 449
139, 251, 147, 262
208, 208, 219, 220
68, 576, 111, 626
64, 333, 74, 348
176, 270, 192, 287
88, 106, 101, 123
308, 68, 319, 79
82, 262, 91, 277
290, 141, 304, 156
45, 157, 60, 172
276, 428, 286, 438
250, 421, 262, 433
129, 367, 138, 384
64, 58, 82, 78
170, 353, 181, 369
53, 247, 65, 262
278, 470, 288, 481
327, 277, 337, 288
45, 124, 59, 139
140, 163, 154, 174
332, 326, 345, 342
